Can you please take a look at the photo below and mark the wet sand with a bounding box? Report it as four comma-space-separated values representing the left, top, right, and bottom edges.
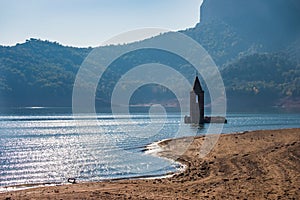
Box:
1, 128, 299, 199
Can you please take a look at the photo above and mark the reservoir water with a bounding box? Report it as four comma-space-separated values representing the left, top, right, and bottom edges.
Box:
0, 107, 299, 188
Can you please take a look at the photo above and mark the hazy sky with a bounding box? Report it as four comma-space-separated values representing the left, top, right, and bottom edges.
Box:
0, 0, 203, 47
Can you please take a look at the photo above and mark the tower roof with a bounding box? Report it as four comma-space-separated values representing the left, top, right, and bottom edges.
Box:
193, 76, 203, 95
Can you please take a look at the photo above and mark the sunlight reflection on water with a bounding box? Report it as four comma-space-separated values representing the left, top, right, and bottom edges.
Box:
0, 112, 299, 187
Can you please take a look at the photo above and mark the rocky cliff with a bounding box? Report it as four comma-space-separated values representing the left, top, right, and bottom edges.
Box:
200, 0, 300, 51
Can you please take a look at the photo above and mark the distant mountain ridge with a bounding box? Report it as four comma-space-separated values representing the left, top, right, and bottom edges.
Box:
0, 0, 299, 111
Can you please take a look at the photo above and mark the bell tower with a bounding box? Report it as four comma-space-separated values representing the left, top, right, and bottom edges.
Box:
185, 76, 227, 124
188, 76, 204, 124
193, 76, 205, 124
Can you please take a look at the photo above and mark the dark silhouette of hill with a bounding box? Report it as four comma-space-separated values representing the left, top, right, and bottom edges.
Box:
0, 0, 299, 111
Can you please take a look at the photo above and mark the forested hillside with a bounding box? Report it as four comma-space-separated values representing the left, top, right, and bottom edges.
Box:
222, 53, 300, 110
0, 0, 299, 111
0, 39, 91, 106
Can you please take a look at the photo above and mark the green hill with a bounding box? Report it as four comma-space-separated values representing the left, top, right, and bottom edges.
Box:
222, 53, 300, 110
0, 39, 91, 106
0, 0, 299, 111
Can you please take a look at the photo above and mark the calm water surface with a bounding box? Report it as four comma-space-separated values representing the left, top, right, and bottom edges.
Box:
0, 108, 299, 187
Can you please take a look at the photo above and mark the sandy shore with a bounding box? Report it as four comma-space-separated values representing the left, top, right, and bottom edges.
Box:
1, 128, 299, 199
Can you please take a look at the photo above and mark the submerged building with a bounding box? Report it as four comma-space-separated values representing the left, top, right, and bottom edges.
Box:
185, 76, 205, 124
185, 76, 227, 125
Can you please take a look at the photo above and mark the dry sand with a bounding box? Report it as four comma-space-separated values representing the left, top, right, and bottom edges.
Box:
1, 128, 299, 199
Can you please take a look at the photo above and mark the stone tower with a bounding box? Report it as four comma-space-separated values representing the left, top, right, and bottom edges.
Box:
190, 76, 204, 124
185, 76, 226, 124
